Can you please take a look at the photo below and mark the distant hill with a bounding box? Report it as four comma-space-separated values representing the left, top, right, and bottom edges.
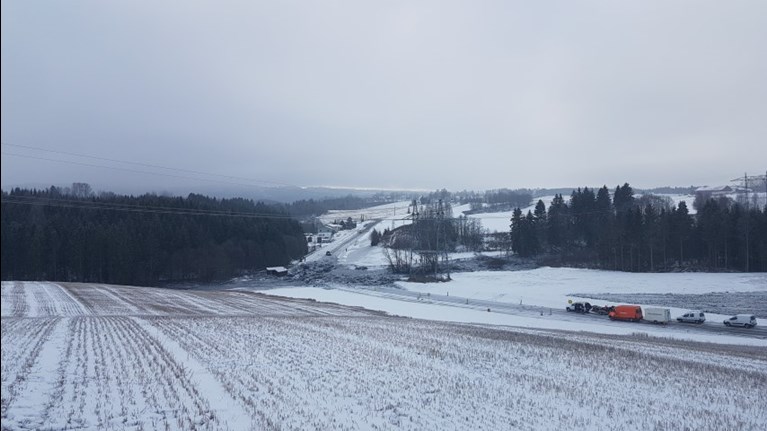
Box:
1, 182, 421, 203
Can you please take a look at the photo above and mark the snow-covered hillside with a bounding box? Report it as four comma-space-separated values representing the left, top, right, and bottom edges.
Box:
318, 200, 411, 225
2, 281, 766, 430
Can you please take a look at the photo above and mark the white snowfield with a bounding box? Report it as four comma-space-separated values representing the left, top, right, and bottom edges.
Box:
318, 200, 411, 225
2, 281, 767, 430
457, 195, 557, 233
286, 216, 767, 347
399, 267, 766, 309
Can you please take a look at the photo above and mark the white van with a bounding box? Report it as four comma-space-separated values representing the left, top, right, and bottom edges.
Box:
676, 311, 706, 324
644, 307, 671, 324
723, 314, 758, 328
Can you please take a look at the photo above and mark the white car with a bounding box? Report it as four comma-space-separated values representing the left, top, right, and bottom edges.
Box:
676, 311, 706, 324
723, 314, 758, 328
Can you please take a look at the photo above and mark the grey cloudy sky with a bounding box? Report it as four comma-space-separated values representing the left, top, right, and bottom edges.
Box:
2, 0, 766, 193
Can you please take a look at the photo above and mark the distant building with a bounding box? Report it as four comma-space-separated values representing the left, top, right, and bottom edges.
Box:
695, 185, 733, 201
266, 266, 288, 276
316, 224, 336, 242
696, 185, 732, 194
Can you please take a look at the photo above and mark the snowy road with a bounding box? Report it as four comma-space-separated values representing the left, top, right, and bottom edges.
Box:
330, 285, 767, 340
304, 220, 384, 264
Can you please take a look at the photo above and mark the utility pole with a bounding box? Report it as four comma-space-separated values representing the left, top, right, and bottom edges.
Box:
435, 199, 450, 280
745, 173, 749, 273
441, 200, 450, 280
408, 199, 419, 277
435, 199, 441, 279
731, 172, 767, 272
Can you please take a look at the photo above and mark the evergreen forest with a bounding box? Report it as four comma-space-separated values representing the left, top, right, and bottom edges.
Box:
510, 183, 767, 272
1, 187, 308, 285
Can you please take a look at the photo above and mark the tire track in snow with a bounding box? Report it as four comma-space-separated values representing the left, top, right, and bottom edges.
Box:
0, 318, 60, 424
50, 283, 90, 316
133, 317, 255, 430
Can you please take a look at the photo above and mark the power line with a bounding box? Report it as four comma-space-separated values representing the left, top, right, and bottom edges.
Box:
1, 196, 303, 220
1, 142, 296, 188
729, 172, 767, 272
2, 193, 705, 222
0, 195, 500, 222
1, 195, 299, 218
0, 196, 440, 222
2, 151, 297, 190
1, 195, 422, 221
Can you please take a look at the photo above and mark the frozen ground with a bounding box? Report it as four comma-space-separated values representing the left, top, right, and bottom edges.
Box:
278, 214, 767, 346
2, 281, 766, 430
264, 265, 767, 346
455, 195, 556, 233
318, 200, 411, 226
396, 267, 767, 309
263, 285, 767, 347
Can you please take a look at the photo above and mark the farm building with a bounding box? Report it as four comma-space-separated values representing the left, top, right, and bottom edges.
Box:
266, 266, 288, 276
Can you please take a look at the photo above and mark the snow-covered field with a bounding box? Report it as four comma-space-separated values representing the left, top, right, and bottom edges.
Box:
398, 267, 767, 311
287, 204, 767, 347
3, 281, 766, 430
318, 200, 411, 226
451, 196, 558, 233
264, 283, 767, 346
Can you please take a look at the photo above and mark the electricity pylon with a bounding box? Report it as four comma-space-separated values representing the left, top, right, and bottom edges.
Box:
730, 171, 767, 272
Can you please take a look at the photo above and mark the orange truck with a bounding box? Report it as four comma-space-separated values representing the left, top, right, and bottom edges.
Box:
608, 305, 643, 322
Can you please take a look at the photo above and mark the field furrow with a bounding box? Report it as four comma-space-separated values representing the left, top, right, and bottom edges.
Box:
1, 318, 59, 421
20, 316, 221, 430
3, 282, 765, 430
0, 282, 29, 317
149, 315, 767, 430
8, 282, 378, 318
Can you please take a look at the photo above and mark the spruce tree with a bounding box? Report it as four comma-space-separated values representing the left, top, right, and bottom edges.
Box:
533, 200, 547, 248
547, 194, 569, 250
510, 208, 523, 254
594, 186, 614, 267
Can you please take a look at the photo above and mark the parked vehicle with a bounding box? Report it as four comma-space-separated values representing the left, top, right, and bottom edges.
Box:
590, 305, 614, 315
644, 307, 671, 324
566, 302, 591, 313
608, 305, 643, 322
677, 311, 706, 324
325, 251, 332, 256
723, 314, 758, 328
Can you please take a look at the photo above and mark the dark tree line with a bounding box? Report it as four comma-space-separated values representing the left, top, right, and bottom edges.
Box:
510, 183, 767, 272
1, 187, 308, 285
483, 189, 533, 207
333, 217, 358, 230
452, 189, 533, 212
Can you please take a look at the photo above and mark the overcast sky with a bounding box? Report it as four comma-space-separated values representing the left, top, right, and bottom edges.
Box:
2, 0, 766, 193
